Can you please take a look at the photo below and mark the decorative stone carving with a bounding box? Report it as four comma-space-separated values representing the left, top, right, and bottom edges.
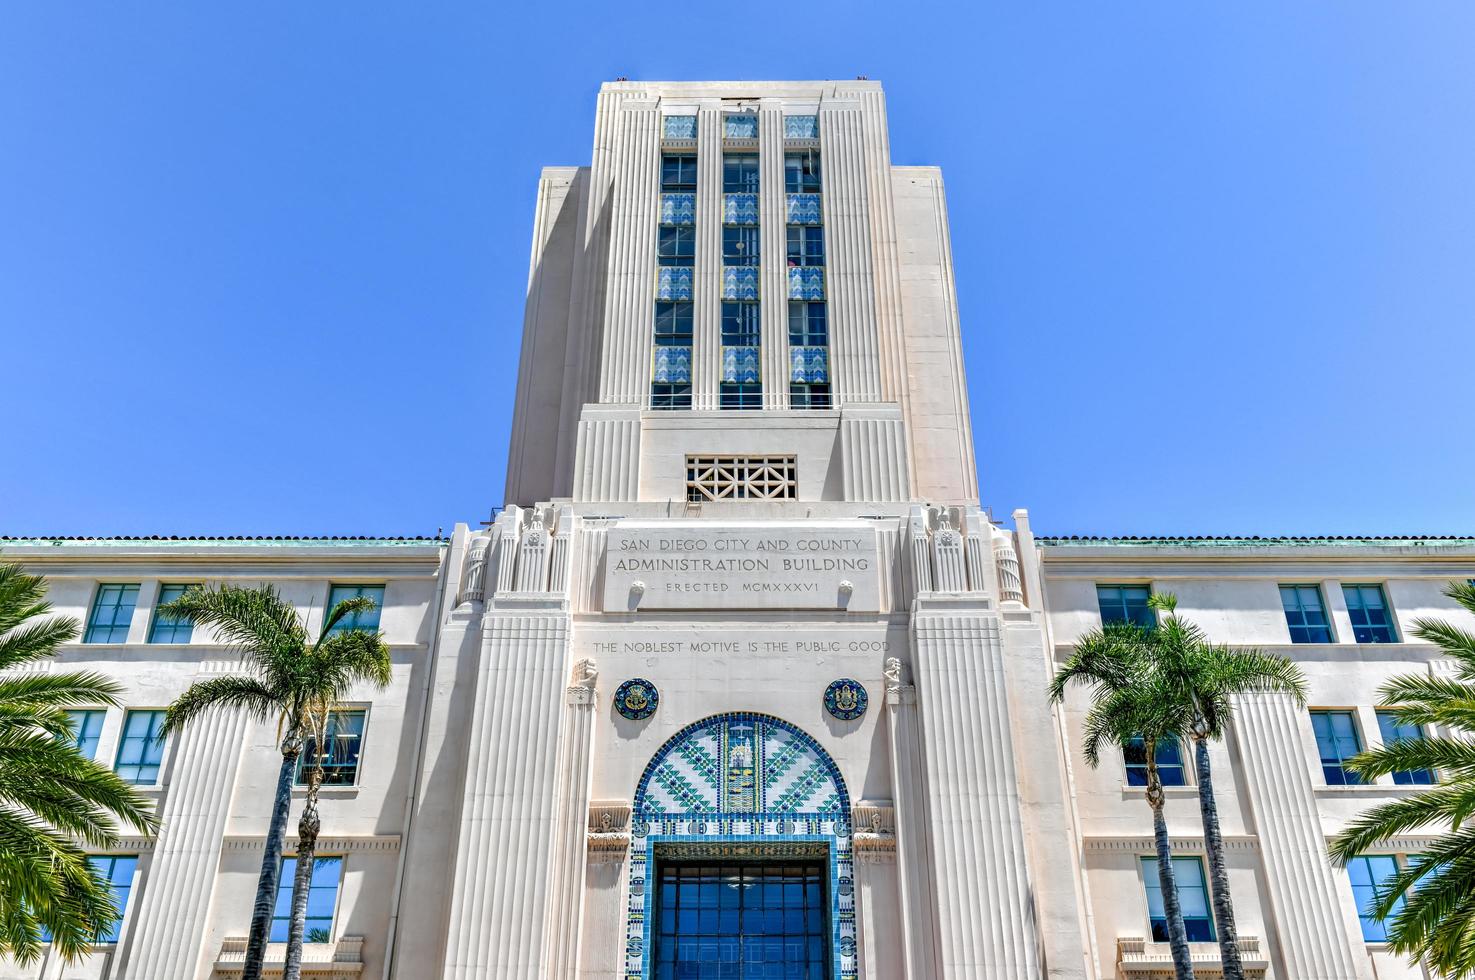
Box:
567, 658, 598, 706
852, 801, 896, 853
932, 512, 967, 592
587, 801, 632, 857
457, 534, 491, 606
992, 526, 1025, 605
514, 512, 550, 592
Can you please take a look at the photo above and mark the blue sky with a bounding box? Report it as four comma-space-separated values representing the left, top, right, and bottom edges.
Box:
2, 3, 1471, 537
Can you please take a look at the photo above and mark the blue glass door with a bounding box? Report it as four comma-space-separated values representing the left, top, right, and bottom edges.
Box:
653, 861, 830, 979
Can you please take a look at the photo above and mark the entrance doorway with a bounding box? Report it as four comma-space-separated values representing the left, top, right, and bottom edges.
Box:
651, 859, 832, 979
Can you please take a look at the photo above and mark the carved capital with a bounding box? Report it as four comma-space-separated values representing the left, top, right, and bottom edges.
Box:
852, 801, 896, 853
587, 801, 631, 858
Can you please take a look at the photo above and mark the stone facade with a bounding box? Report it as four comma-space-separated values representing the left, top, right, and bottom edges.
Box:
3, 80, 1472, 979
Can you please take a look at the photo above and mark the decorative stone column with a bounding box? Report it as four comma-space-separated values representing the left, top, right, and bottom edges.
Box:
853, 801, 903, 979
1234, 692, 1369, 978
545, 659, 598, 978
440, 601, 571, 978
116, 660, 249, 980
883, 657, 941, 979
910, 600, 1042, 979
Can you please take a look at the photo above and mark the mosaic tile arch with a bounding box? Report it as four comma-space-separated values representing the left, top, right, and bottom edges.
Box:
625, 713, 857, 980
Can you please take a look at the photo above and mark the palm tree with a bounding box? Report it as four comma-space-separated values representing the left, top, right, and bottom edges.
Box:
1050, 621, 1198, 980
161, 584, 390, 980
0, 559, 157, 964
1329, 580, 1475, 977
1144, 593, 1307, 980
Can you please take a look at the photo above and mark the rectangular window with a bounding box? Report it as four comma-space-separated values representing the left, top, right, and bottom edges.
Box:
66, 709, 107, 760
147, 584, 197, 644
90, 856, 138, 943
1347, 855, 1405, 942
655, 302, 694, 345
326, 585, 384, 635
1377, 711, 1435, 785
784, 150, 822, 193
787, 302, 828, 347
722, 153, 759, 194
1344, 585, 1398, 643
1123, 737, 1188, 787
657, 225, 696, 267
114, 710, 167, 784
785, 225, 826, 267
297, 709, 366, 786
271, 856, 342, 943
1311, 710, 1363, 785
719, 383, 763, 410
1096, 584, 1154, 629
85, 584, 139, 644
789, 383, 832, 410
1141, 856, 1215, 942
721, 302, 762, 347
722, 226, 760, 266
1280, 585, 1333, 643
661, 154, 697, 192
650, 384, 692, 411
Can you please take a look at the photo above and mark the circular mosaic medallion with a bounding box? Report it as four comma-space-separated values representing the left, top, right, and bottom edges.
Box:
614, 678, 659, 720
824, 678, 869, 721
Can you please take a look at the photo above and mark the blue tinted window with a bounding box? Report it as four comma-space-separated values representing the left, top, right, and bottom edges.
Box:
1124, 737, 1187, 787
787, 302, 828, 347
658, 225, 696, 267
784, 149, 822, 192
148, 584, 196, 644
114, 710, 167, 784
1311, 710, 1363, 785
661, 154, 697, 191
297, 710, 366, 786
1377, 711, 1435, 785
721, 302, 761, 347
1097, 585, 1155, 628
1280, 585, 1333, 643
325, 586, 383, 635
1347, 855, 1404, 942
92, 856, 137, 943
1142, 856, 1215, 942
66, 709, 107, 760
722, 153, 759, 193
272, 856, 342, 943
785, 225, 825, 267
653, 862, 829, 980
85, 584, 139, 643
1343, 585, 1398, 643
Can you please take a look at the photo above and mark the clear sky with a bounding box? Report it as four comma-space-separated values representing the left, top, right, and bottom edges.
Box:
2, 3, 1471, 537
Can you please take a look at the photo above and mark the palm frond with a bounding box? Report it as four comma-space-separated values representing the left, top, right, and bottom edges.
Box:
1348, 736, 1475, 783
318, 595, 378, 640
1329, 785, 1475, 865
0, 616, 81, 671
162, 676, 281, 736
158, 584, 307, 669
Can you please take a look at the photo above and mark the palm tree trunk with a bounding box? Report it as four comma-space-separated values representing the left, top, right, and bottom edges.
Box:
242, 733, 300, 980
1193, 735, 1242, 980
1149, 767, 1196, 980
282, 758, 323, 980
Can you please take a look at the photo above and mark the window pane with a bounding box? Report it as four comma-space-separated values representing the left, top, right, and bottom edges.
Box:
271, 856, 342, 943
1311, 710, 1363, 785
298, 710, 367, 786
89, 855, 138, 943
114, 710, 167, 784
86, 584, 139, 643
1141, 856, 1216, 943
1097, 585, 1154, 628
1279, 585, 1332, 643
722, 152, 759, 193
148, 583, 197, 643
1343, 585, 1397, 643
326, 585, 384, 634
1377, 711, 1435, 785
66, 709, 107, 760
1348, 855, 1404, 942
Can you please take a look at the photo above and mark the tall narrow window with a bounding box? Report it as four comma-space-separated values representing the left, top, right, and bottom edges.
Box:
1141, 856, 1215, 942
722, 226, 759, 267
655, 153, 698, 411
85, 584, 139, 643
1310, 710, 1363, 785
325, 585, 384, 634
272, 856, 342, 943
785, 225, 826, 267
89, 856, 138, 943
652, 301, 693, 410
1343, 585, 1398, 643
784, 149, 822, 193
148, 583, 197, 644
1377, 710, 1435, 785
1280, 584, 1333, 643
1096, 584, 1155, 628
661, 154, 697, 192
66, 709, 106, 760
1347, 855, 1405, 942
298, 709, 367, 786
657, 225, 696, 267
1123, 736, 1187, 787
114, 710, 167, 784
722, 153, 760, 193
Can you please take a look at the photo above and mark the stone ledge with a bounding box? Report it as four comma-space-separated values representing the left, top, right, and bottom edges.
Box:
213, 935, 363, 978
1117, 935, 1267, 978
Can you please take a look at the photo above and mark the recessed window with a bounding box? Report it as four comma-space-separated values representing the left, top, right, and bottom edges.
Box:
651, 384, 692, 410
89, 856, 138, 943
1280, 585, 1333, 643
719, 383, 763, 410
1096, 584, 1154, 629
788, 302, 828, 347
1141, 856, 1215, 942
325, 585, 384, 635
66, 709, 106, 760
721, 302, 761, 347
297, 709, 366, 786
784, 149, 822, 192
1343, 585, 1398, 643
785, 225, 825, 267
658, 225, 696, 267
272, 856, 342, 943
1124, 736, 1188, 787
1310, 710, 1363, 785
1376, 711, 1435, 785
722, 226, 760, 268
687, 455, 797, 502
1347, 855, 1405, 942
114, 710, 167, 784
722, 153, 759, 194
789, 383, 832, 410
655, 302, 694, 345
661, 154, 697, 192
148, 583, 197, 644
85, 584, 139, 644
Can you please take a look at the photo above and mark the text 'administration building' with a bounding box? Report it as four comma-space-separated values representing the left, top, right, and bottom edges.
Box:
6, 80, 1474, 980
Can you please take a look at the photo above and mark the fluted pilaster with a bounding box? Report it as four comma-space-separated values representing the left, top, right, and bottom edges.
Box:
910, 605, 1042, 979
692, 104, 722, 410
597, 99, 660, 404
544, 663, 598, 978
818, 101, 882, 404
117, 662, 249, 980
885, 666, 941, 979
758, 102, 789, 409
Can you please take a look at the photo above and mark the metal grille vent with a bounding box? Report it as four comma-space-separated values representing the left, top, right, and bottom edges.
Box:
685, 455, 797, 502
